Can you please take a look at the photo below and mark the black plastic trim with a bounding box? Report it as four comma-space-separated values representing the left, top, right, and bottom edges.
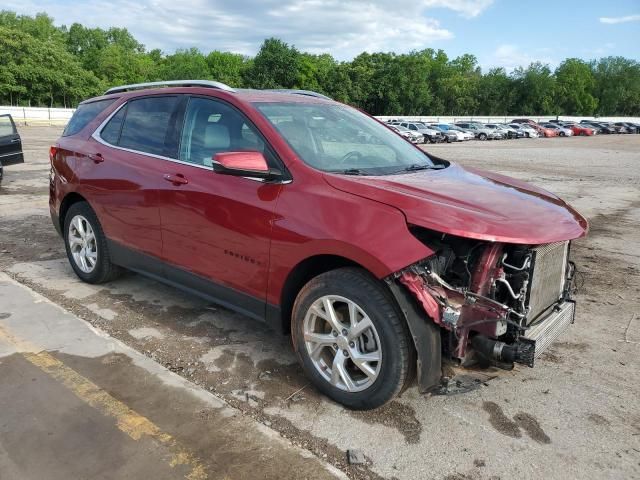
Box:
386, 279, 442, 392
107, 240, 281, 328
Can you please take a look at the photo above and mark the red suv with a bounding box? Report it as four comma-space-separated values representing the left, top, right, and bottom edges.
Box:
50, 81, 588, 409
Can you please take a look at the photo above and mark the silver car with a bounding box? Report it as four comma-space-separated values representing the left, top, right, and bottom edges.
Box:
454, 122, 502, 140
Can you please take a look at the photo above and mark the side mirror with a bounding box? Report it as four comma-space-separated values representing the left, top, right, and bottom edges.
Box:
212, 151, 281, 180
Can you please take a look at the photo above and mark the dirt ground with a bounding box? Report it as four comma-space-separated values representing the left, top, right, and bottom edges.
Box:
1, 127, 639, 479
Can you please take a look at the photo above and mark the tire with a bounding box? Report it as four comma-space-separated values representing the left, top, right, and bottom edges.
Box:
291, 268, 414, 410
63, 201, 122, 284
478, 133, 487, 141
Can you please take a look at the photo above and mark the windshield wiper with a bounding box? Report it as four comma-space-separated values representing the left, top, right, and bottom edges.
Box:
399, 163, 445, 173
330, 168, 366, 176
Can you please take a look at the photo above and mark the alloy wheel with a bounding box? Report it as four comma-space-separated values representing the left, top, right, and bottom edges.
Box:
68, 214, 98, 273
303, 295, 382, 392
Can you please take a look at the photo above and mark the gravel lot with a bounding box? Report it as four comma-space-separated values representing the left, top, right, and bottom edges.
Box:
1, 127, 639, 479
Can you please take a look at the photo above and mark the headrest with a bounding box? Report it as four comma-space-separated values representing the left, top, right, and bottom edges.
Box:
203, 123, 230, 150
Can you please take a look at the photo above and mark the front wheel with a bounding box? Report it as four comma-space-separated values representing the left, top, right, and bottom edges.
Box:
291, 268, 414, 410
478, 133, 488, 141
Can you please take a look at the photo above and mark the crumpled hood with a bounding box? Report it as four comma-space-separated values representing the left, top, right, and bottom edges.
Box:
324, 163, 588, 244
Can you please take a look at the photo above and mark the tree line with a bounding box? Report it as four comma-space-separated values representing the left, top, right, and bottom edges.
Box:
1, 11, 639, 116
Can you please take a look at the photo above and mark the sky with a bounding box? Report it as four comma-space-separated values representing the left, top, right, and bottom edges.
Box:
4, 0, 640, 71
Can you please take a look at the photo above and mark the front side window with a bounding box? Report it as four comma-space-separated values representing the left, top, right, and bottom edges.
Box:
116, 96, 180, 157
0, 115, 16, 137
255, 102, 437, 175
179, 97, 266, 167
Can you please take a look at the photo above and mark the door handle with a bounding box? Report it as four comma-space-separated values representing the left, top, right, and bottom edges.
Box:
163, 173, 188, 185
89, 153, 104, 164
10, 138, 20, 143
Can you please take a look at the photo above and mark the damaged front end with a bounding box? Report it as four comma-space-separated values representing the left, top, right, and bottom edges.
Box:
387, 227, 577, 392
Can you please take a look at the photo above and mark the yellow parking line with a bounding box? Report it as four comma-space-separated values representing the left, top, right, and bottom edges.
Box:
0, 323, 210, 480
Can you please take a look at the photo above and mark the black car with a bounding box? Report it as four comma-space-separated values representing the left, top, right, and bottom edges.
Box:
614, 122, 640, 134
0, 114, 24, 185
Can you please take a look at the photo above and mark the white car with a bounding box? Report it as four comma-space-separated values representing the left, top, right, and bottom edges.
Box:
484, 124, 510, 139
399, 122, 444, 143
509, 123, 539, 138
432, 124, 472, 141
388, 124, 424, 144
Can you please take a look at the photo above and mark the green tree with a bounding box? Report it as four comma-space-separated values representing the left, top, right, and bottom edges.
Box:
512, 62, 558, 115
0, 26, 100, 106
477, 68, 515, 115
206, 51, 248, 87
159, 48, 210, 80
554, 59, 597, 115
244, 38, 300, 88
592, 57, 640, 116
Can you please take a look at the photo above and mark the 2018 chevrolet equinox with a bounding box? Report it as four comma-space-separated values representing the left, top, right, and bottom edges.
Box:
49, 80, 588, 409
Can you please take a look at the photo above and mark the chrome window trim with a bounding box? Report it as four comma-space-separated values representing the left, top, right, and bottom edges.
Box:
91, 101, 290, 184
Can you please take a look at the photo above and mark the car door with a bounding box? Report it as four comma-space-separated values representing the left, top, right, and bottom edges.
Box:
0, 114, 24, 167
87, 95, 182, 272
158, 96, 284, 320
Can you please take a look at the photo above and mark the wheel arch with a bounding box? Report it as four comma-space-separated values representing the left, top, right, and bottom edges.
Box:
59, 192, 89, 232
278, 254, 373, 334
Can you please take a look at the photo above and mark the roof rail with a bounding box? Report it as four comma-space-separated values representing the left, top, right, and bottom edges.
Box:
266, 89, 332, 100
104, 80, 235, 95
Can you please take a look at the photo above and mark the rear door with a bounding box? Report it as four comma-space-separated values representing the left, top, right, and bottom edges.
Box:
0, 115, 24, 166
86, 95, 183, 271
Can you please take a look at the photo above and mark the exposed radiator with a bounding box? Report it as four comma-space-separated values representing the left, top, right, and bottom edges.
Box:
526, 242, 569, 324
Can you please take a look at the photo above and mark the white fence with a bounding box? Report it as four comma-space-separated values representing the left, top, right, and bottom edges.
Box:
376, 115, 640, 124
1, 106, 639, 127
0, 106, 75, 125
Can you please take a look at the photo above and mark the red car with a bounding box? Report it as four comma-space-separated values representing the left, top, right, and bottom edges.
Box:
50, 81, 588, 409
564, 123, 596, 136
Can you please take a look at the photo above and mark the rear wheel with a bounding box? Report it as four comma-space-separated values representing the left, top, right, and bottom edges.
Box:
63, 202, 122, 284
291, 268, 413, 410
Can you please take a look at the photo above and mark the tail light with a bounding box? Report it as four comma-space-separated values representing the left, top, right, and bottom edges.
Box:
49, 146, 58, 162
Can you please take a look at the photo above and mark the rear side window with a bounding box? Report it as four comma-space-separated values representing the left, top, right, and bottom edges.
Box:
63, 99, 116, 137
0, 115, 17, 137
117, 96, 180, 157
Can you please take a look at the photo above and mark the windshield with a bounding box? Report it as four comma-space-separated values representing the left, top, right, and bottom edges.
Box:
255, 102, 437, 175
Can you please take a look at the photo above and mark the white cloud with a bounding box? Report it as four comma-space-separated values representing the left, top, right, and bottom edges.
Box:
487, 44, 555, 72
599, 14, 640, 25
2, 0, 494, 59
423, 0, 494, 18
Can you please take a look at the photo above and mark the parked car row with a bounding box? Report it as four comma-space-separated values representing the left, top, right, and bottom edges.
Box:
386, 117, 640, 144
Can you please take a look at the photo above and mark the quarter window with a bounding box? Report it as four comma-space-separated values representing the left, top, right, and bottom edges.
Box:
117, 96, 180, 157
63, 99, 116, 137
100, 105, 126, 145
179, 97, 266, 167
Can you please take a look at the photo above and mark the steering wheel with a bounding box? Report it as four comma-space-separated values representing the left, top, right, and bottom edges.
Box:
340, 151, 363, 164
